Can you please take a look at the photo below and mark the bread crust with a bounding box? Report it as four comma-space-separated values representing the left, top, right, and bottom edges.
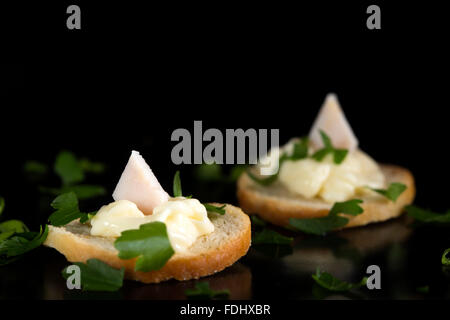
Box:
44, 204, 251, 284
237, 164, 415, 229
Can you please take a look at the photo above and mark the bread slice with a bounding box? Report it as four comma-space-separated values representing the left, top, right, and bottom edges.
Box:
237, 164, 415, 229
44, 203, 251, 284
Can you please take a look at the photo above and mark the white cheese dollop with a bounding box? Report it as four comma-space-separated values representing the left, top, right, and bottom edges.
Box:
90, 197, 214, 253
276, 147, 385, 203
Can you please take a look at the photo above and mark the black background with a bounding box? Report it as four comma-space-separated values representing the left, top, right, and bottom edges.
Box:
2, 1, 449, 218
1, 0, 450, 307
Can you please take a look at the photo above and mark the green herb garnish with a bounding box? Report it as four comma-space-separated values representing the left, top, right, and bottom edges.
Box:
185, 282, 230, 300
405, 205, 450, 223
229, 165, 247, 182
416, 285, 430, 294
62, 258, 124, 292
40, 185, 106, 200
0, 220, 29, 235
252, 228, 293, 245
173, 170, 182, 197
289, 199, 364, 235
290, 137, 310, 160
442, 248, 450, 266
194, 163, 247, 183
0, 197, 4, 217
0, 225, 48, 265
194, 163, 223, 182
251, 215, 267, 227
203, 204, 226, 215
78, 158, 106, 174
114, 221, 174, 272
55, 151, 85, 186
312, 268, 367, 292
0, 197, 28, 242
247, 170, 281, 186
30, 151, 106, 199
23, 160, 49, 176
48, 192, 95, 226
312, 130, 348, 164
370, 182, 407, 202
0, 197, 48, 265
173, 171, 225, 215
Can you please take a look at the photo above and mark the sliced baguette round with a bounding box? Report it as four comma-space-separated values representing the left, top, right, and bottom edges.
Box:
44, 203, 251, 284
237, 164, 415, 229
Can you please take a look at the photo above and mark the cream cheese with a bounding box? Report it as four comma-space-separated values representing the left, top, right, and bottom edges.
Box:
277, 147, 385, 203
90, 197, 214, 253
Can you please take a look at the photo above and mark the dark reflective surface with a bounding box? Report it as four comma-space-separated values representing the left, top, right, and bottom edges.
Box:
3, 205, 450, 300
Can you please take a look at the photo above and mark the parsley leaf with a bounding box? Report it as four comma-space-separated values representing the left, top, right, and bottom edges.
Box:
416, 286, 430, 294
312, 130, 348, 164
195, 163, 223, 182
289, 199, 364, 235
48, 192, 92, 226
371, 182, 407, 202
114, 222, 174, 272
248, 138, 309, 186
78, 158, 106, 174
0, 231, 15, 242
54, 151, 85, 186
229, 165, 247, 182
79, 212, 97, 224
173, 170, 225, 215
312, 268, 367, 292
0, 225, 48, 265
0, 220, 29, 235
62, 259, 124, 291
40, 184, 106, 200
203, 204, 226, 215
251, 215, 267, 227
0, 198, 31, 242
442, 248, 450, 266
173, 170, 182, 197
23, 161, 49, 176
252, 228, 293, 245
0, 196, 4, 217
194, 163, 247, 183
247, 170, 281, 186
405, 205, 450, 223
290, 138, 310, 160
185, 282, 230, 300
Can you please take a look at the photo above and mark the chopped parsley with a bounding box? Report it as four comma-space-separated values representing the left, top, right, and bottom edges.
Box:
114, 221, 174, 272
405, 205, 450, 223
48, 192, 95, 226
27, 151, 106, 199
252, 228, 293, 245
0, 197, 48, 265
62, 259, 124, 292
173, 171, 226, 215
312, 268, 367, 292
185, 282, 230, 300
0, 197, 5, 218
370, 182, 407, 202
442, 248, 450, 266
289, 199, 364, 235
54, 151, 85, 186
416, 285, 430, 294
0, 225, 48, 265
251, 215, 267, 227
173, 170, 183, 197
203, 204, 226, 215
312, 130, 348, 164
